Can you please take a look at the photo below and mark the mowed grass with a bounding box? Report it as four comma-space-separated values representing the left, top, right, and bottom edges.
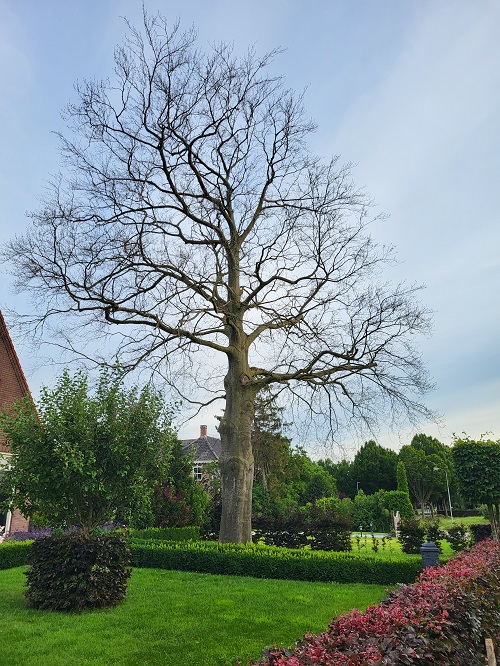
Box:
434, 514, 488, 530
0, 567, 388, 666
351, 515, 489, 558
350, 534, 456, 558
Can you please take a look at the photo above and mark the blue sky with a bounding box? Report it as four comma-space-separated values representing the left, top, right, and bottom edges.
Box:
1, 1, 499, 455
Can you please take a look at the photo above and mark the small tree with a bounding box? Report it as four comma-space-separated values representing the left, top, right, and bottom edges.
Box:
398, 434, 449, 518
0, 367, 177, 533
452, 436, 500, 540
396, 460, 410, 494
152, 441, 210, 527
252, 388, 292, 492
0, 367, 177, 610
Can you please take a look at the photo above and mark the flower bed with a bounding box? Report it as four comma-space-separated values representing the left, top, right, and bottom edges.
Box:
252, 540, 500, 665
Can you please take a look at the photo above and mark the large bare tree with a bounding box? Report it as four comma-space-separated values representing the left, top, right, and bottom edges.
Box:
2, 15, 433, 543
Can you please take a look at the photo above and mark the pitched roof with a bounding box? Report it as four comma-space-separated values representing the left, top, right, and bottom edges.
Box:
181, 435, 221, 463
0, 311, 33, 452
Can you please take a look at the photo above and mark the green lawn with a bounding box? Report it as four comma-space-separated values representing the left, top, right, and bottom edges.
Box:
0, 567, 388, 666
432, 514, 488, 531
350, 515, 489, 558
350, 534, 457, 558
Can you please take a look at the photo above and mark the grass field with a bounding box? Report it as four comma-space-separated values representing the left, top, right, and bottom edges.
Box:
350, 533, 457, 557
432, 514, 488, 530
0, 567, 388, 666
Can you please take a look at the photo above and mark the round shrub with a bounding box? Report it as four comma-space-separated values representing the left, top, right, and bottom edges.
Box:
25, 532, 131, 611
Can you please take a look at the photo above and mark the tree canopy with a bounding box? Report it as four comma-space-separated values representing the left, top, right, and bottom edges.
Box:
452, 436, 500, 539
2, 14, 433, 542
351, 440, 398, 495
0, 368, 177, 533
398, 434, 450, 518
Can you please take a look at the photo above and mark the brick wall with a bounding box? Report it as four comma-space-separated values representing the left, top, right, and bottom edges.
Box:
0, 313, 34, 533
0, 316, 30, 451
9, 509, 29, 533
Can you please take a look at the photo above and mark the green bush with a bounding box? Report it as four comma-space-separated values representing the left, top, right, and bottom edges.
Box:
446, 524, 472, 552
130, 540, 422, 585
0, 541, 32, 569
425, 520, 446, 553
382, 490, 414, 520
398, 518, 426, 554
127, 526, 200, 542
25, 532, 131, 611
353, 490, 390, 532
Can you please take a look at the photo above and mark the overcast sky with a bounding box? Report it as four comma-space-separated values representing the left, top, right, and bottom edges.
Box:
0, 0, 499, 456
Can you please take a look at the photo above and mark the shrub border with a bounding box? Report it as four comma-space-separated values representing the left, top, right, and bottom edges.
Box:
130, 540, 422, 584
1, 537, 423, 585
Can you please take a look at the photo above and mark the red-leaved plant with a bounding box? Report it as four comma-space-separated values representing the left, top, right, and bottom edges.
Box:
251, 540, 500, 666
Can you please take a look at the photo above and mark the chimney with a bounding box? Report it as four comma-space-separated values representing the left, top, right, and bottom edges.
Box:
200, 424, 207, 438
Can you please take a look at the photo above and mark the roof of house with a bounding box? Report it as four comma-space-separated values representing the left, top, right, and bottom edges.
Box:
0, 311, 33, 452
181, 434, 221, 464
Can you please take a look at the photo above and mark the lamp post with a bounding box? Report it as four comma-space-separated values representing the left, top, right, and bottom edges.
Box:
434, 467, 454, 523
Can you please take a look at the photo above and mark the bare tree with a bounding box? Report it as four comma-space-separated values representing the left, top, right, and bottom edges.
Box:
2, 14, 433, 543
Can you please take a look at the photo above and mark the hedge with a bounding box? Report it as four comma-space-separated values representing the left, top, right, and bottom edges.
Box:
253, 539, 500, 665
130, 540, 422, 585
0, 541, 32, 569
1, 535, 423, 585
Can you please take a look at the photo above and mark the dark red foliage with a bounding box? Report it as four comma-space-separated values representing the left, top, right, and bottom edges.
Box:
252, 540, 500, 665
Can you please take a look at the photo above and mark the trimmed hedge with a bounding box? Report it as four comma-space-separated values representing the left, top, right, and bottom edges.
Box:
1, 533, 423, 585
0, 541, 32, 569
127, 526, 200, 542
130, 540, 422, 585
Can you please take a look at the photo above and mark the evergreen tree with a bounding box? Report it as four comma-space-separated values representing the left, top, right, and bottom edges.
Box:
396, 460, 410, 494
352, 440, 398, 495
252, 388, 292, 491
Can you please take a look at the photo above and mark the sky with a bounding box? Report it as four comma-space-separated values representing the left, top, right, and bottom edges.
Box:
0, 0, 499, 457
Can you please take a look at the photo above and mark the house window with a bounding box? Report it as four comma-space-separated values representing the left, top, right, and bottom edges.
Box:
193, 465, 204, 482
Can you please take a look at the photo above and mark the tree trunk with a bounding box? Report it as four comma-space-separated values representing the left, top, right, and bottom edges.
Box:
489, 503, 500, 541
218, 348, 257, 543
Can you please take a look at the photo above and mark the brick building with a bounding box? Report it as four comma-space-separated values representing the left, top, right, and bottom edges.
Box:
0, 311, 31, 534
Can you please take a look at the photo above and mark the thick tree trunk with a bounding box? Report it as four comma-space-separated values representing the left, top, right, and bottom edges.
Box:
218, 357, 257, 543
488, 503, 499, 541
